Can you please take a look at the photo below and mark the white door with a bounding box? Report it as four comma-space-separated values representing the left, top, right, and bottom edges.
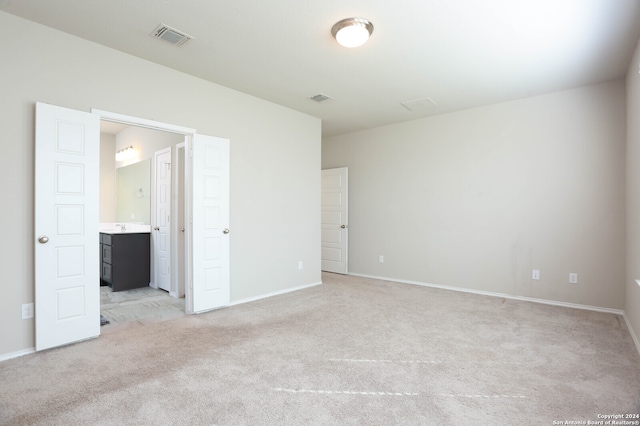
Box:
35, 102, 100, 351
154, 148, 172, 292
191, 134, 230, 313
321, 167, 348, 274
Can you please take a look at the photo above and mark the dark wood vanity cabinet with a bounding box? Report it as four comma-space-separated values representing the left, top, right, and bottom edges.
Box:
100, 232, 150, 292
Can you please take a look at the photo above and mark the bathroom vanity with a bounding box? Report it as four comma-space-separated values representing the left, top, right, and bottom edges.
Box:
100, 229, 150, 292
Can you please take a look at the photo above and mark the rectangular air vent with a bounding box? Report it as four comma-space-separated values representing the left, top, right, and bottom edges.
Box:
401, 97, 438, 111
310, 93, 333, 102
151, 24, 194, 46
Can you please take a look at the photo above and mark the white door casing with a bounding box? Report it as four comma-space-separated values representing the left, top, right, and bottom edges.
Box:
191, 134, 230, 313
175, 143, 186, 298
154, 147, 172, 292
35, 102, 100, 351
321, 167, 348, 274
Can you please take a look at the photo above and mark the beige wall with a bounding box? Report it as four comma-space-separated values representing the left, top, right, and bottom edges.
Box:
626, 37, 640, 347
0, 12, 321, 358
99, 133, 116, 222
323, 80, 626, 310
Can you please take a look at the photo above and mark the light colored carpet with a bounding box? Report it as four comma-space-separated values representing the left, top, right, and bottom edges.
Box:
1, 273, 639, 425
100, 286, 185, 332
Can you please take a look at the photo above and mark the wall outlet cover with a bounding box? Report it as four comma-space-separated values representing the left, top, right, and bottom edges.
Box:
22, 303, 34, 319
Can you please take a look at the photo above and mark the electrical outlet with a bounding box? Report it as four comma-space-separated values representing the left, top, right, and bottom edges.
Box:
298, 261, 303, 270
379, 255, 384, 263
532, 269, 540, 280
22, 303, 34, 319
569, 273, 578, 284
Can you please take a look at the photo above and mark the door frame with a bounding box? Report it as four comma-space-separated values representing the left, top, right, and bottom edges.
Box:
173, 142, 186, 298
92, 109, 197, 313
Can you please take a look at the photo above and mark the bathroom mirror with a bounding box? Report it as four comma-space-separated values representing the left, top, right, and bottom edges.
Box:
116, 159, 151, 224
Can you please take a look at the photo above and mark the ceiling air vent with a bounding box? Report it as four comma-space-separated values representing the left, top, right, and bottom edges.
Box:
150, 23, 194, 46
310, 93, 333, 102
401, 97, 438, 112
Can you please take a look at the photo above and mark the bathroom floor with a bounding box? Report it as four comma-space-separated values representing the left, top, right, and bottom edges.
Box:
100, 286, 185, 333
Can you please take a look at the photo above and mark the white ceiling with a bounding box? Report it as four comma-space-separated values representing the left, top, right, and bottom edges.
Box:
3, 0, 640, 137
100, 121, 129, 135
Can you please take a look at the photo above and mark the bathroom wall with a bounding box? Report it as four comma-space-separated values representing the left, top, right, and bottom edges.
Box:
99, 133, 116, 222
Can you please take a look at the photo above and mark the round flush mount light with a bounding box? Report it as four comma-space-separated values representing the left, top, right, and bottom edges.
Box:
331, 17, 374, 48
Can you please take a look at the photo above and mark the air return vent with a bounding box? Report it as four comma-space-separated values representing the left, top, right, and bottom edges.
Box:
309, 93, 333, 102
150, 23, 194, 46
401, 97, 438, 111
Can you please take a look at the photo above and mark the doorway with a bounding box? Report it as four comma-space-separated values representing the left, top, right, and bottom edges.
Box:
35, 102, 231, 351
99, 122, 186, 326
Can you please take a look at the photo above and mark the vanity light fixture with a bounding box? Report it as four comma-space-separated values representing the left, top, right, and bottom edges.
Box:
115, 145, 137, 161
331, 17, 374, 48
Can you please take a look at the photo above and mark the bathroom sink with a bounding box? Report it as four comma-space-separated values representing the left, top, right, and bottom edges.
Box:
99, 224, 151, 234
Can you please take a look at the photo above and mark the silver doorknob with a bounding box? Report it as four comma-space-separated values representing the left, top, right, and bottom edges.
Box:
154, 227, 160, 231
223, 228, 230, 234
38, 235, 49, 244
341, 225, 346, 229
181, 228, 185, 233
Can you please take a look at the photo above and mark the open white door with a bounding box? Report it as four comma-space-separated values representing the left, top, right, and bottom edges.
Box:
154, 147, 172, 292
35, 102, 100, 351
191, 134, 230, 313
321, 167, 348, 274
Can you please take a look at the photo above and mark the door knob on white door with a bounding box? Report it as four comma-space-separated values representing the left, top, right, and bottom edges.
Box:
341, 225, 346, 228
154, 227, 160, 231
223, 228, 230, 234
38, 235, 49, 244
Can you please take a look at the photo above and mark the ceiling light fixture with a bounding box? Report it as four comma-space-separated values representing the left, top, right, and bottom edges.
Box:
331, 17, 374, 48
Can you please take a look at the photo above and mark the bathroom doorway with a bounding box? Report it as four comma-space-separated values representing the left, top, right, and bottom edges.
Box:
99, 121, 187, 327
35, 102, 230, 350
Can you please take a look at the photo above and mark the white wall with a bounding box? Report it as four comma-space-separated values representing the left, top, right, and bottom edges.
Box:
323, 80, 626, 310
115, 126, 184, 168
626, 37, 640, 347
0, 11, 321, 358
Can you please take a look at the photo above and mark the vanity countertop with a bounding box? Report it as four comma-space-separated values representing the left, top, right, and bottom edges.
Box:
99, 223, 151, 234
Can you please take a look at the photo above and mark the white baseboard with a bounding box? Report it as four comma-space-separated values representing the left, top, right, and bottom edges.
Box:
623, 313, 640, 356
0, 348, 35, 363
229, 281, 323, 306
349, 272, 625, 315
